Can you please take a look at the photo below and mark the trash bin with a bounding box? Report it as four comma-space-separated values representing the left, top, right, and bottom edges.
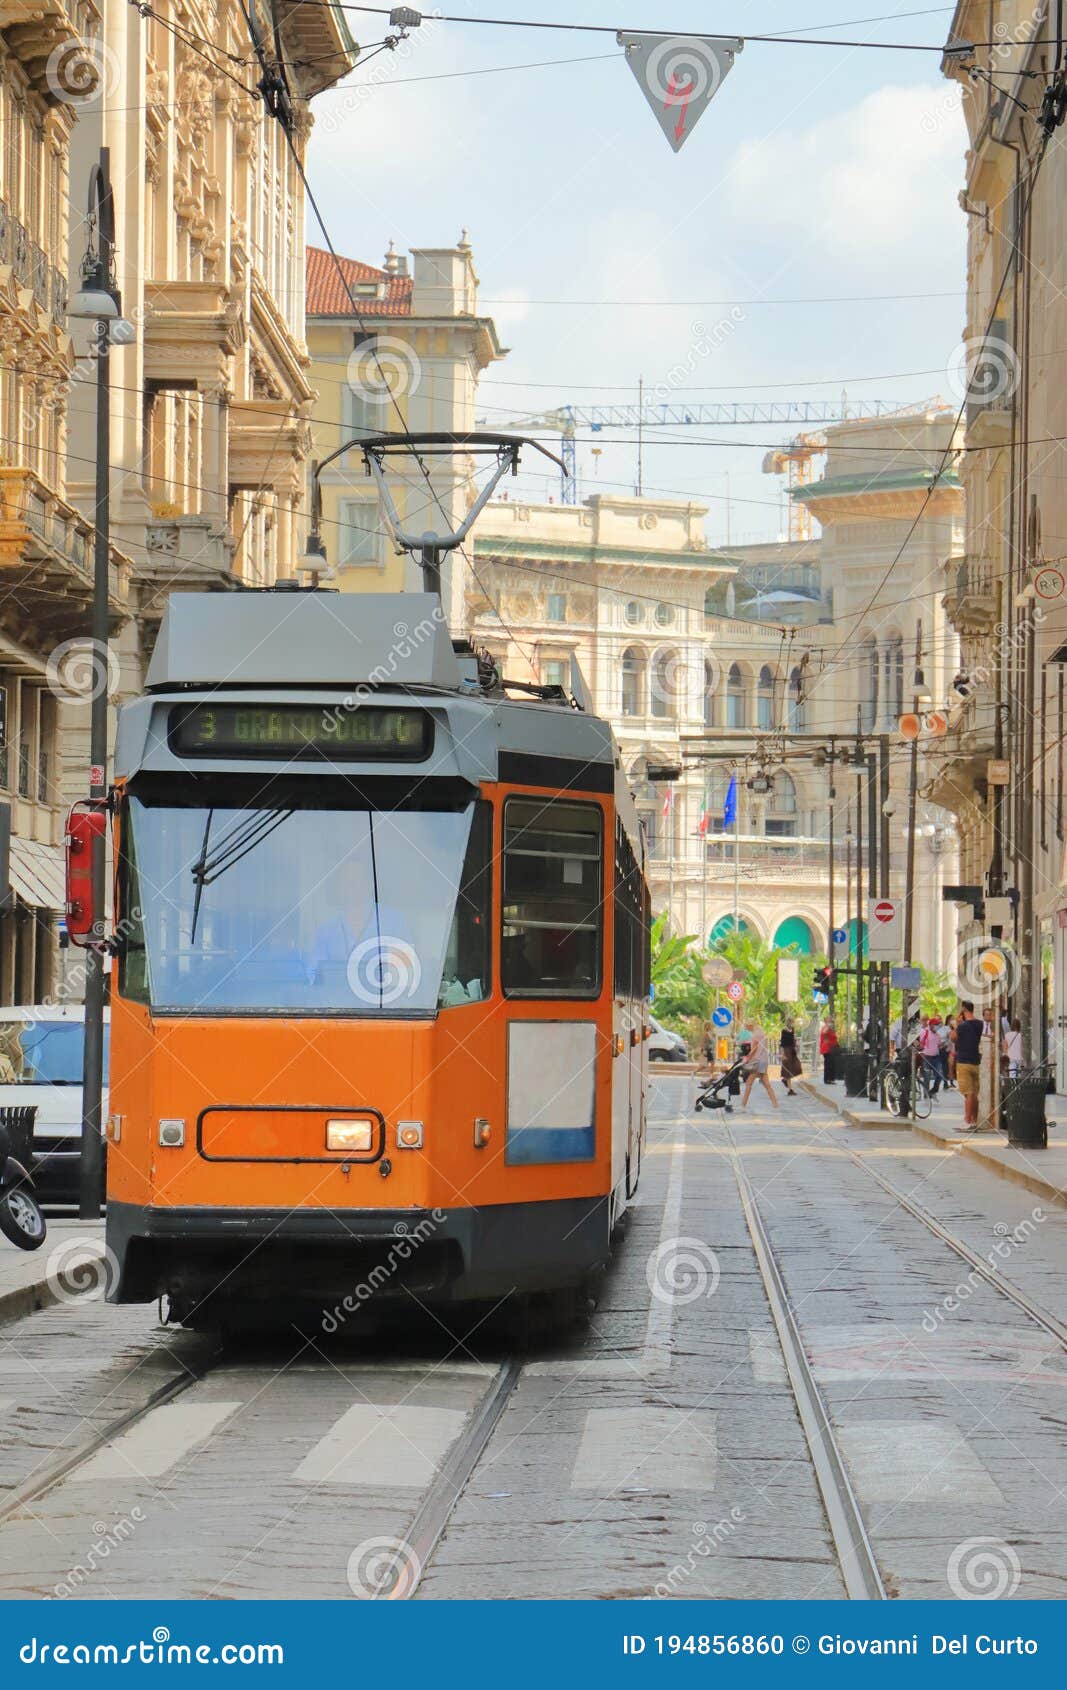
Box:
1001, 1075, 1048, 1149
841, 1051, 869, 1097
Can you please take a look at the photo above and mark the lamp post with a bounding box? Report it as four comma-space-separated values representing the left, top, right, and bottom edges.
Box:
67, 150, 134, 1220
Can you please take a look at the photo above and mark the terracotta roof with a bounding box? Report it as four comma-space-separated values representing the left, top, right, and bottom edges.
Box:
305, 246, 412, 317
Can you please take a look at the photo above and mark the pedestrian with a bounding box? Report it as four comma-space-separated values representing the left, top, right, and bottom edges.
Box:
942, 1014, 957, 1087
917, 1016, 942, 1095
1003, 1016, 1023, 1079
819, 1015, 839, 1086
741, 1022, 779, 1110
779, 1016, 801, 1096
702, 1018, 715, 1067
952, 1000, 986, 1132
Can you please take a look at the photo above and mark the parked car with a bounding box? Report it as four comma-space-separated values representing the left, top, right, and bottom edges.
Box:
647, 1015, 688, 1062
0, 1007, 110, 1204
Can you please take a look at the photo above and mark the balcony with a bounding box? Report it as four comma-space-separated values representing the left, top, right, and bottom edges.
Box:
947, 554, 998, 633
0, 0, 101, 106
0, 467, 129, 641
0, 199, 68, 326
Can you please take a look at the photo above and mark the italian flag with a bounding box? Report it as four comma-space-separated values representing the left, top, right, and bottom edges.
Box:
697, 807, 710, 836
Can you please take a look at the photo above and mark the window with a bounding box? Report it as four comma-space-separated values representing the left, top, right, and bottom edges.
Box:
17, 685, 36, 800
502, 798, 602, 997
614, 818, 649, 999
764, 771, 797, 838
651, 649, 677, 719
345, 386, 379, 439
862, 637, 878, 732
542, 658, 567, 689
889, 635, 904, 720
726, 664, 745, 729
621, 647, 646, 716
704, 659, 717, 728
655, 602, 674, 628
340, 501, 380, 567
624, 600, 643, 626
789, 666, 805, 731
547, 593, 566, 623
757, 665, 775, 730
119, 785, 490, 1013
0, 683, 8, 789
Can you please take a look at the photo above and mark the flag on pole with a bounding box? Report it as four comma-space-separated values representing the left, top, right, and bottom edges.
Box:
661, 786, 673, 818
697, 806, 710, 837
722, 774, 738, 829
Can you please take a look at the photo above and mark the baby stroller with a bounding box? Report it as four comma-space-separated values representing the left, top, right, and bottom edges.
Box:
694, 1049, 747, 1113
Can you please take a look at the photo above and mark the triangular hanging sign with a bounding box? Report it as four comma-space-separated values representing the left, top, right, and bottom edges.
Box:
618, 34, 744, 152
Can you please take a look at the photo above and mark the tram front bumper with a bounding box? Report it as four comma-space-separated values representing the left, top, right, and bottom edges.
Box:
106, 1196, 611, 1307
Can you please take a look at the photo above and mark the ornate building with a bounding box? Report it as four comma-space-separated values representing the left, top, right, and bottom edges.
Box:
940, 3, 1067, 1083
0, 0, 133, 1001
304, 235, 504, 627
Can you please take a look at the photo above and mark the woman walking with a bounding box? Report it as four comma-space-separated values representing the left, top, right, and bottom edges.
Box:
741, 1023, 779, 1110
779, 1017, 801, 1096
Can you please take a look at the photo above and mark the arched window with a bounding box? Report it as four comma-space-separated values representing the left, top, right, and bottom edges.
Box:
765, 770, 797, 837
862, 637, 878, 732
890, 635, 904, 720
726, 663, 745, 728
788, 665, 806, 731
757, 665, 775, 730
704, 659, 717, 728
621, 647, 646, 716
651, 649, 677, 719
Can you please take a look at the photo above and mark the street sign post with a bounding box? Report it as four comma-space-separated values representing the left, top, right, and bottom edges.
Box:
712, 1006, 733, 1028
702, 955, 733, 988
725, 980, 744, 1002
832, 926, 849, 962
867, 897, 903, 962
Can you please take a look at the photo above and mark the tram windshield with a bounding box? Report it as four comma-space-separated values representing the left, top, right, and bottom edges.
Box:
120, 788, 490, 1014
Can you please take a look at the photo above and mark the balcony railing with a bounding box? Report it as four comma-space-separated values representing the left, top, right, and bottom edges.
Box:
0, 466, 130, 620
0, 199, 68, 325
950, 554, 998, 631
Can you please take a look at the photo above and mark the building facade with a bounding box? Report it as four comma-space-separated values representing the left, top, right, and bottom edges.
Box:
940, 4, 1067, 1083
304, 236, 504, 627
469, 405, 963, 980
0, 0, 134, 1002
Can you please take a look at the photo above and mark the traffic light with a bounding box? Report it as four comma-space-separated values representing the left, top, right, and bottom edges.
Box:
812, 965, 836, 998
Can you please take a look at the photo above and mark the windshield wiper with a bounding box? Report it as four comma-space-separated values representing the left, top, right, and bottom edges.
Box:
189, 808, 296, 944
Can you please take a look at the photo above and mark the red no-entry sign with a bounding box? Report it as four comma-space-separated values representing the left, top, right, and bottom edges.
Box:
874, 901, 895, 923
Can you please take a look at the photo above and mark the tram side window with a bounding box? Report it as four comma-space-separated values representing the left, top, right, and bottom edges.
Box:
502, 798, 602, 997
117, 817, 150, 1006
613, 819, 647, 999
438, 800, 492, 1007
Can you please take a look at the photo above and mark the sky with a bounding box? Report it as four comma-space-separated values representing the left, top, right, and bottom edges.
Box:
307, 2, 970, 546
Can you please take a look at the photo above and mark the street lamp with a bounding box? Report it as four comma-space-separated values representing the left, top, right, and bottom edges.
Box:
67, 148, 134, 1220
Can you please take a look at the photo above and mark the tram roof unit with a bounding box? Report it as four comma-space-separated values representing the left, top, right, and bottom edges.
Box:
120, 591, 637, 827
145, 593, 464, 692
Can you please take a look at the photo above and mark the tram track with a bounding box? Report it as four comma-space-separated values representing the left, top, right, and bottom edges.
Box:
721, 1120, 887, 1601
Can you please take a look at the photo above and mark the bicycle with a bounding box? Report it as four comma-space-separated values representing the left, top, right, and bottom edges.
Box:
878, 1051, 933, 1119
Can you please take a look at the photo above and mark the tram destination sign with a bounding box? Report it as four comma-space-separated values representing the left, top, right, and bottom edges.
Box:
169, 704, 432, 760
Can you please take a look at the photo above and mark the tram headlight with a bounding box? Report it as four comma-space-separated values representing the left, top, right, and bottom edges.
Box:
396, 1121, 424, 1150
326, 1119, 374, 1153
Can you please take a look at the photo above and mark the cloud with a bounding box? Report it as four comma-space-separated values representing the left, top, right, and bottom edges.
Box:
727, 82, 966, 281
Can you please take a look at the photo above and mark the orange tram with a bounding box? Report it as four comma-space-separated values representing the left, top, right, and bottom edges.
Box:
85, 588, 649, 1329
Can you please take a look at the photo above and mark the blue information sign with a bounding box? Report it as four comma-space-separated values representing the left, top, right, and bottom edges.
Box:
712, 1006, 733, 1027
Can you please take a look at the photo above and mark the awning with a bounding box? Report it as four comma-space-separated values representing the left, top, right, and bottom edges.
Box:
8, 836, 66, 911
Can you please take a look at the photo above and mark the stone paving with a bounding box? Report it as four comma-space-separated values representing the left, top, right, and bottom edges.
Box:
0, 1075, 1064, 1601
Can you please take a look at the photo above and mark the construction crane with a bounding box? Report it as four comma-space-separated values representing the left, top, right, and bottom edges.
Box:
479, 398, 934, 506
